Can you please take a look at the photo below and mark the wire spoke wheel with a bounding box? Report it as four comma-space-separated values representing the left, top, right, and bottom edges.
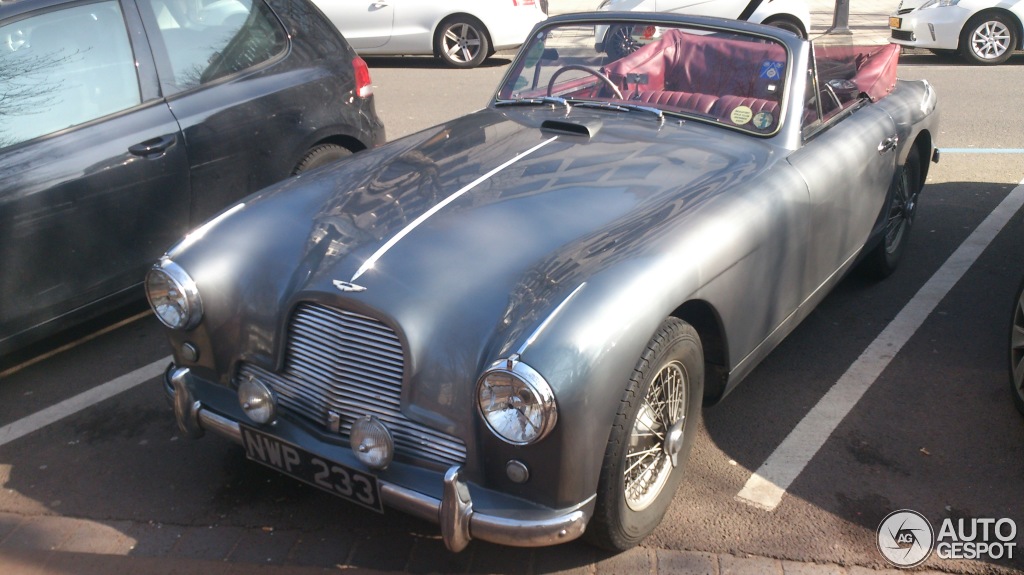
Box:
624, 360, 687, 511
587, 318, 703, 551
1010, 279, 1024, 415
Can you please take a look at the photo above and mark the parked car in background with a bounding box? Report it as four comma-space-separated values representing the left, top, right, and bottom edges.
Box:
311, 0, 546, 68
0, 0, 386, 355
889, 0, 1024, 65
147, 11, 938, 553
596, 0, 811, 57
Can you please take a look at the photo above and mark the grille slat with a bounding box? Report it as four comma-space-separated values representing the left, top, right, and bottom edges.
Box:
238, 303, 467, 469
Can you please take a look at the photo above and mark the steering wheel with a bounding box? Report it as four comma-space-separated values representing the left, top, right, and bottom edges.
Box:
546, 65, 624, 100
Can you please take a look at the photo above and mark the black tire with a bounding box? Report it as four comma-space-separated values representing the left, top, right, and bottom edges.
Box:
860, 147, 922, 279
291, 143, 352, 175
604, 24, 641, 60
960, 13, 1018, 65
763, 16, 806, 39
436, 17, 490, 68
586, 317, 703, 551
1009, 276, 1024, 416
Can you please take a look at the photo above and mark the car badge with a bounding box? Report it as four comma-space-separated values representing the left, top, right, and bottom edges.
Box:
333, 280, 367, 292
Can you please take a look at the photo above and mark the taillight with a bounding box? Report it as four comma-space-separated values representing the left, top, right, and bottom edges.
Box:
353, 56, 373, 98
512, 0, 536, 5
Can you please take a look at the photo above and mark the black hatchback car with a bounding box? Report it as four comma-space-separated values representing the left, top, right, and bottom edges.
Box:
0, 0, 386, 354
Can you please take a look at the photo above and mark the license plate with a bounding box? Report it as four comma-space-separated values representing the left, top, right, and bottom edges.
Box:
889, 16, 902, 29
240, 425, 383, 513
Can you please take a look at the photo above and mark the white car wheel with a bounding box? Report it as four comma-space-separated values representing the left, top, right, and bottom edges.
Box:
961, 13, 1018, 65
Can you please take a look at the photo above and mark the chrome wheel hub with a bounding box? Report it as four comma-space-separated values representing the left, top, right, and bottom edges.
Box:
624, 360, 688, 511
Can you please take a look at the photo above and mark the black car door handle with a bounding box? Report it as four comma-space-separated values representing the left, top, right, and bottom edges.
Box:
129, 134, 177, 157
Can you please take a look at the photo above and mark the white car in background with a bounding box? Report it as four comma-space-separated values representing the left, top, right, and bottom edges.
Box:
596, 0, 811, 58
889, 0, 1024, 65
312, 0, 546, 68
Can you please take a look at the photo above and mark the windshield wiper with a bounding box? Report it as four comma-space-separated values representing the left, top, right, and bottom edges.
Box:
495, 97, 571, 112
568, 100, 666, 124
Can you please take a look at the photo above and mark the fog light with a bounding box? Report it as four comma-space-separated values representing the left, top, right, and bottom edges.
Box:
351, 415, 393, 470
238, 376, 276, 424
506, 460, 530, 484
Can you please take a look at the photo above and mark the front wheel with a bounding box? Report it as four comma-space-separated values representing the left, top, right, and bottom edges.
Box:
960, 13, 1018, 65
763, 16, 806, 39
586, 317, 704, 551
860, 147, 922, 279
1009, 277, 1024, 415
436, 17, 490, 68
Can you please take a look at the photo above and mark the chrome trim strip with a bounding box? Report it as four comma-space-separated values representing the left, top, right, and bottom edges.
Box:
168, 367, 591, 550
351, 136, 559, 282
515, 282, 587, 356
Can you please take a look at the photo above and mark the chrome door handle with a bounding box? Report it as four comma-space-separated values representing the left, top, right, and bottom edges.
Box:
877, 135, 898, 154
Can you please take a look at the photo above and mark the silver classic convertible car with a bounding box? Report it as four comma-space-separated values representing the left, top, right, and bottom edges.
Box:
146, 12, 939, 552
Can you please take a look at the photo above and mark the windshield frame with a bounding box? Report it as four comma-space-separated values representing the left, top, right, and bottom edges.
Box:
492, 12, 798, 138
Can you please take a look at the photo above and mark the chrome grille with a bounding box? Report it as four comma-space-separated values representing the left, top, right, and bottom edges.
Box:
238, 303, 467, 469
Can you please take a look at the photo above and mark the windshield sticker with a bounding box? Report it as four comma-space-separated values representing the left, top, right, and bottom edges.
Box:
752, 112, 774, 129
730, 106, 753, 125
760, 61, 784, 80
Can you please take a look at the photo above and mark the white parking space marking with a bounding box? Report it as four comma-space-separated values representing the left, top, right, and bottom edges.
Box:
737, 175, 1024, 511
0, 356, 169, 448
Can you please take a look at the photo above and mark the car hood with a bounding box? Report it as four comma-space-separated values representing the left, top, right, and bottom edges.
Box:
172, 107, 777, 391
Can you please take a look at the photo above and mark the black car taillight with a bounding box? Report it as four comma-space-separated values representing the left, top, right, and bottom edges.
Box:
353, 56, 373, 98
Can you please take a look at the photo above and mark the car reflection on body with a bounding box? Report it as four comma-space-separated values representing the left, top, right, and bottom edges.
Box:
0, 0, 385, 354
889, 0, 1024, 65
311, 0, 547, 68
146, 12, 939, 552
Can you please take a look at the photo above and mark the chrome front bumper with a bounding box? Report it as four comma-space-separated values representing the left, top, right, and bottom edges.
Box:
167, 365, 592, 552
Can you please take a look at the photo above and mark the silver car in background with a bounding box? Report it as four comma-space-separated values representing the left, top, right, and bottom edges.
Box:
312, 0, 546, 67
889, 0, 1024, 64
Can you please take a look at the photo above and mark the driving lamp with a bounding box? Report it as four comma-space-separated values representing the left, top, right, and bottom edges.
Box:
145, 259, 202, 330
350, 415, 394, 470
476, 359, 557, 445
238, 375, 277, 425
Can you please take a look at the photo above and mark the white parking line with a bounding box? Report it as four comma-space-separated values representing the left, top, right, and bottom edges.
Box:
0, 356, 170, 449
736, 175, 1024, 511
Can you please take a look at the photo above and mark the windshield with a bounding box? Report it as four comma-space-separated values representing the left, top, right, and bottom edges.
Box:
496, 20, 791, 135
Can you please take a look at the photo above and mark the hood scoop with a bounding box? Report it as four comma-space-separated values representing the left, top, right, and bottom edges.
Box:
540, 118, 601, 139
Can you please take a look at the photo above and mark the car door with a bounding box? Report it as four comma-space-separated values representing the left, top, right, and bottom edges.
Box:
0, 0, 189, 347
787, 43, 898, 296
657, 0, 747, 19
135, 0, 330, 226
315, 0, 394, 49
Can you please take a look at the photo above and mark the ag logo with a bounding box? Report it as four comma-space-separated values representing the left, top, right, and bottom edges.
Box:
878, 509, 935, 568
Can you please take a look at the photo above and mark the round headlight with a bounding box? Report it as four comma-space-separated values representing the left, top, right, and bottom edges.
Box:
145, 259, 202, 330
476, 359, 557, 445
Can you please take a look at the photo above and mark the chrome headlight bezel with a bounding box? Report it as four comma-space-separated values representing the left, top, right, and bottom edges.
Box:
476, 357, 558, 446
145, 258, 202, 330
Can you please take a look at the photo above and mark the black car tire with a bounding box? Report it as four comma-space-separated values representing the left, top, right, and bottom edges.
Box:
763, 16, 806, 39
604, 24, 641, 60
292, 143, 352, 175
587, 317, 703, 551
436, 17, 490, 68
960, 12, 1018, 65
1009, 276, 1024, 416
861, 147, 922, 279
